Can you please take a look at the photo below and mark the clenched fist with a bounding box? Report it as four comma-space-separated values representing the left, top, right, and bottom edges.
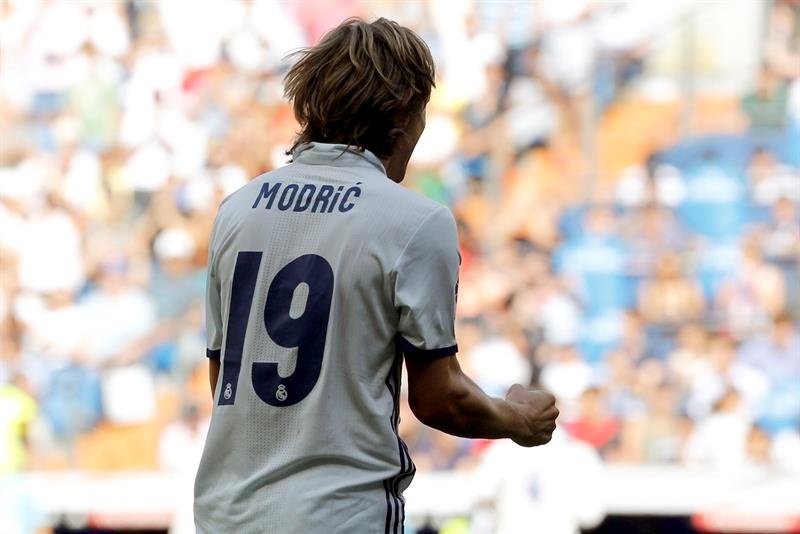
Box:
505, 384, 559, 447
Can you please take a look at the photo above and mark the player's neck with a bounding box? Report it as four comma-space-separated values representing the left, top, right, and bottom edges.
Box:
381, 155, 410, 183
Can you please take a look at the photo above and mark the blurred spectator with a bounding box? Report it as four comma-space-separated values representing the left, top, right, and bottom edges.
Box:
616, 311, 649, 363
742, 424, 773, 471
540, 346, 593, 407
16, 195, 85, 294
473, 430, 606, 534
667, 323, 709, 389
741, 67, 789, 132
76, 257, 156, 364
0, 374, 37, 473
14, 289, 86, 369
747, 148, 800, 210
755, 197, 800, 315
512, 274, 581, 348
772, 428, 800, 474
503, 63, 560, 153
737, 313, 800, 388
621, 202, 686, 277
150, 227, 205, 321
684, 389, 750, 470
616, 383, 686, 463
564, 387, 620, 457
602, 349, 647, 419
763, 0, 800, 80
637, 252, 705, 328
685, 334, 769, 420
758, 197, 800, 263
102, 364, 156, 425
41, 363, 102, 446
741, 424, 800, 474
468, 327, 530, 397
158, 403, 208, 472
715, 240, 787, 337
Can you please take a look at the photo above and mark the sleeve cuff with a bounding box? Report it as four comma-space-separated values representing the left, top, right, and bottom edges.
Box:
206, 348, 221, 360
396, 335, 457, 359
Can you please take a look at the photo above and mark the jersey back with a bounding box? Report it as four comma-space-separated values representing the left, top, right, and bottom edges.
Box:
194, 143, 459, 534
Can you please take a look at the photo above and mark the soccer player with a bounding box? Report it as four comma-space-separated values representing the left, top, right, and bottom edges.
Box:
194, 17, 558, 534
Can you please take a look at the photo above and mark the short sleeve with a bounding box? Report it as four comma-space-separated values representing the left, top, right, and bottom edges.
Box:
393, 207, 460, 359
205, 219, 223, 360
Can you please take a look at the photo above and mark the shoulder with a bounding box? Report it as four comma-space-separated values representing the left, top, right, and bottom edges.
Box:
373, 174, 456, 231
378, 184, 459, 266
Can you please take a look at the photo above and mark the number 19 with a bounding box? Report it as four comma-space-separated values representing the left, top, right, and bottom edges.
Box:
217, 252, 334, 407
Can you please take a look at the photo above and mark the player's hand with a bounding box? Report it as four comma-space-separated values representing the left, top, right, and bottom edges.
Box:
505, 384, 559, 447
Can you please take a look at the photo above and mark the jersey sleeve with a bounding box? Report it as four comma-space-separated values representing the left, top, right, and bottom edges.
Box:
392, 206, 460, 359
205, 218, 223, 360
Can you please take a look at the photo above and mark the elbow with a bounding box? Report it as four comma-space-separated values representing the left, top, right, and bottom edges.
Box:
408, 384, 469, 433
409, 397, 446, 429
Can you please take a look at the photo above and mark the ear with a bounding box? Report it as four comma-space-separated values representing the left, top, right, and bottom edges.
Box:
388, 127, 408, 141
387, 127, 409, 152
392, 112, 411, 129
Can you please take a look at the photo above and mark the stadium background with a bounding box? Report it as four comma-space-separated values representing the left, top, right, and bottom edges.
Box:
0, 0, 798, 533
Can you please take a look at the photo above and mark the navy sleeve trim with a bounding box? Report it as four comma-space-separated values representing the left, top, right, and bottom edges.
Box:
206, 348, 221, 360
396, 335, 457, 359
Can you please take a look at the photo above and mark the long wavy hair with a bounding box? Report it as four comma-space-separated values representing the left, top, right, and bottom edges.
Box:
284, 18, 435, 160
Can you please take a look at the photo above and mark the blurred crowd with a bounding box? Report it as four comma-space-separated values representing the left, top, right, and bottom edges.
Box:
0, 0, 798, 526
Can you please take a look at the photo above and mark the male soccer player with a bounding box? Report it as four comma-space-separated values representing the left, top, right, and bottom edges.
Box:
194, 17, 558, 534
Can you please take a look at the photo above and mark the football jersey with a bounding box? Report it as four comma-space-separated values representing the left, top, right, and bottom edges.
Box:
194, 142, 460, 534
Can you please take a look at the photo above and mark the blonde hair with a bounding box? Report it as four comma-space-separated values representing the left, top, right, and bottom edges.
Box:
284, 18, 435, 159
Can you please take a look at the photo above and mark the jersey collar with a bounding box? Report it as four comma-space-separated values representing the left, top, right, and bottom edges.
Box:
291, 142, 387, 176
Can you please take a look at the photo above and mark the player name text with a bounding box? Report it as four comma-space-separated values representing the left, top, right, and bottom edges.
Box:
252, 181, 362, 213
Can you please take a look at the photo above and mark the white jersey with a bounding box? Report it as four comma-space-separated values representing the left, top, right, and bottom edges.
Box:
194, 143, 460, 534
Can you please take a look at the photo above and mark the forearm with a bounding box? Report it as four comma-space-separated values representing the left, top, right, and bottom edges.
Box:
409, 359, 522, 440
428, 392, 523, 439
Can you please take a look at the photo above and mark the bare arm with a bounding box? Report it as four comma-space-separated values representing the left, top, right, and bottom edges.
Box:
209, 358, 220, 398
406, 354, 558, 447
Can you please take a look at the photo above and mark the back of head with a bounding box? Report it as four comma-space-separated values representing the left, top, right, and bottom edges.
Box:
284, 18, 435, 160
